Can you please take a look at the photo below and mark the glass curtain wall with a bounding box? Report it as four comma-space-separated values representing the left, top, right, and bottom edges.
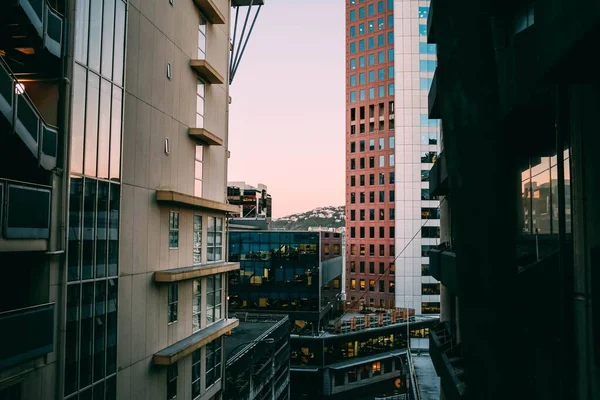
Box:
65, 0, 126, 398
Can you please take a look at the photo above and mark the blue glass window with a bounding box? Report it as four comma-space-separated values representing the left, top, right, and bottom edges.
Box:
350, 0, 356, 4
420, 114, 438, 127
359, 7, 365, 18
350, 75, 357, 86
388, 83, 394, 96
419, 24, 427, 36
419, 60, 437, 72
359, 72, 365, 85
360, 56, 365, 68
378, 34, 384, 47
378, 51, 384, 63
368, 20, 375, 32
388, 65, 394, 78
359, 23, 365, 34
350, 91, 356, 103
388, 0, 393, 10
378, 17, 384, 30
420, 78, 432, 90
389, 136, 395, 148
368, 4, 374, 16
369, 70, 375, 82
388, 14, 393, 27
350, 26, 356, 37
368, 37, 374, 49
360, 90, 365, 101
369, 87, 375, 99
369, 54, 375, 66
378, 1, 384, 13
418, 7, 428, 19
388, 31, 394, 44
359, 40, 365, 51
350, 10, 356, 21
378, 68, 385, 80
350, 59, 356, 70
419, 42, 436, 54
388, 48, 394, 61
350, 42, 356, 54
379, 85, 385, 98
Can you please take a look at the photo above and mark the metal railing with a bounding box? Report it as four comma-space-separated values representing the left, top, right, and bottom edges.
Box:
0, 56, 58, 171
18, 0, 64, 57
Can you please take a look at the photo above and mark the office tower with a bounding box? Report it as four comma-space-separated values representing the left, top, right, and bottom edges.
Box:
0, 0, 263, 398
345, 0, 398, 311
227, 182, 272, 220
427, 1, 599, 399
391, 0, 441, 315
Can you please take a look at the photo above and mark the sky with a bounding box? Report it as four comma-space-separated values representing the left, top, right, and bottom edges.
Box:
229, 0, 346, 219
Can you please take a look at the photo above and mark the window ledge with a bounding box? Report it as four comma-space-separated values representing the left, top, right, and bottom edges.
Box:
153, 318, 239, 365
188, 128, 223, 146
156, 190, 239, 214
154, 261, 240, 283
192, 0, 225, 24
190, 60, 225, 84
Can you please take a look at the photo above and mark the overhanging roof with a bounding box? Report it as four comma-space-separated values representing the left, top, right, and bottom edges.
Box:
192, 0, 225, 24
153, 318, 239, 365
154, 262, 240, 283
156, 190, 239, 214
190, 60, 225, 84
188, 128, 223, 146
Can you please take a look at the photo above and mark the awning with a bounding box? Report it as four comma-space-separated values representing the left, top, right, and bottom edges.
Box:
154, 262, 240, 283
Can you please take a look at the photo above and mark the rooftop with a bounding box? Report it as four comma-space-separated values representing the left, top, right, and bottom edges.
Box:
225, 314, 287, 364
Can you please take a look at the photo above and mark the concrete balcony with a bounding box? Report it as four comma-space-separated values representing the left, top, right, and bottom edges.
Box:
190, 59, 225, 85
430, 323, 465, 400
0, 303, 55, 368
429, 151, 448, 196
188, 127, 223, 146
0, 57, 58, 171
156, 190, 239, 214
428, 246, 457, 294
0, 178, 52, 251
192, 0, 225, 24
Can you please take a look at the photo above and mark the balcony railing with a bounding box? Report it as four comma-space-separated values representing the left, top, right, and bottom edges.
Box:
0, 303, 55, 368
0, 178, 52, 240
0, 57, 58, 171
429, 244, 457, 294
18, 0, 64, 58
430, 323, 465, 400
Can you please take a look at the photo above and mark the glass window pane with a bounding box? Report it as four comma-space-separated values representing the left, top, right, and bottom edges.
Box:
97, 79, 111, 179
74, 0, 90, 64
82, 179, 96, 280
109, 87, 122, 181
113, 0, 126, 85
101, 0, 115, 78
85, 72, 100, 176
65, 284, 80, 396
71, 66, 87, 174
88, 0, 102, 71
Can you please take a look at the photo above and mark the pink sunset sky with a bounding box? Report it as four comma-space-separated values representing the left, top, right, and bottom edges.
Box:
228, 0, 345, 219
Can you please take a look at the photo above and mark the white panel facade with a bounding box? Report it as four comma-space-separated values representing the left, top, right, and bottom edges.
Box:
393, 0, 440, 315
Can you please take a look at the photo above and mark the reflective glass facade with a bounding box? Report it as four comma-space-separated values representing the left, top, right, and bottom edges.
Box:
65, 0, 126, 397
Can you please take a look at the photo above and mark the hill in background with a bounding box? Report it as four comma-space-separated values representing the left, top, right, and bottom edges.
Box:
271, 206, 345, 231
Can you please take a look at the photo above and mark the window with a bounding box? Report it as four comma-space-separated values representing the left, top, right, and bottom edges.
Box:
351, 279, 356, 290
379, 206, 385, 218
359, 23, 365, 34
389, 171, 395, 184
369, 70, 375, 83
350, 10, 356, 21
369, 174, 375, 185
360, 261, 365, 273
168, 283, 178, 324
418, 6, 429, 18
350, 42, 356, 54
389, 154, 395, 166
389, 136, 395, 148
369, 208, 375, 220
369, 226, 375, 238
420, 78, 433, 90
360, 158, 365, 169
369, 244, 375, 256
422, 245, 432, 257
360, 279, 366, 290
379, 173, 385, 184
360, 209, 365, 220
379, 138, 384, 150
422, 226, 440, 238
351, 244, 356, 255
369, 157, 375, 168
389, 281, 395, 293
359, 6, 365, 18
389, 260, 395, 271
350, 58, 356, 70
206, 275, 222, 325
192, 279, 201, 331
378, 17, 384, 30
379, 245, 385, 256
389, 208, 395, 220
379, 155, 385, 167
422, 208, 440, 219
369, 262, 375, 273
351, 193, 356, 203
192, 349, 201, 397
360, 90, 365, 101
350, 26, 356, 37
360, 244, 366, 255
369, 279, 375, 291
389, 226, 395, 238
350, 91, 356, 103
378, 51, 384, 63
419, 42, 436, 54
379, 281, 385, 292
193, 215, 202, 264
378, 34, 384, 47
207, 217, 223, 261
378, 1, 384, 12
421, 151, 438, 163
359, 56, 365, 68
360, 175, 365, 185
350, 75, 356, 86
379, 85, 385, 98
388, 83, 395, 96
350, 227, 356, 237
368, 20, 375, 32
167, 364, 178, 400
369, 191, 375, 202
420, 60, 437, 73
368, 139, 375, 150
388, 31, 394, 45
388, 14, 393, 27
205, 338, 222, 387
388, 48, 394, 61
195, 145, 204, 197
368, 4, 374, 15
198, 15, 207, 59
420, 24, 427, 36
388, 65, 394, 79
360, 227, 365, 238
379, 262, 385, 273
369, 54, 375, 66
169, 211, 179, 248
350, 176, 356, 187
422, 302, 440, 314
388, 0, 393, 10
359, 39, 365, 51
369, 88, 375, 99
421, 169, 430, 182
350, 261, 356, 272
389, 190, 395, 202
359, 140, 365, 151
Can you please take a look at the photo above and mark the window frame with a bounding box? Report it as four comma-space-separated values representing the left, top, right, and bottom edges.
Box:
169, 211, 179, 249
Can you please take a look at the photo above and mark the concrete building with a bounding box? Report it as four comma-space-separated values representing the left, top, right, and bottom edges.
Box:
345, 0, 398, 310
0, 0, 263, 399
391, 0, 441, 315
227, 181, 272, 220
427, 0, 600, 399
224, 314, 290, 400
